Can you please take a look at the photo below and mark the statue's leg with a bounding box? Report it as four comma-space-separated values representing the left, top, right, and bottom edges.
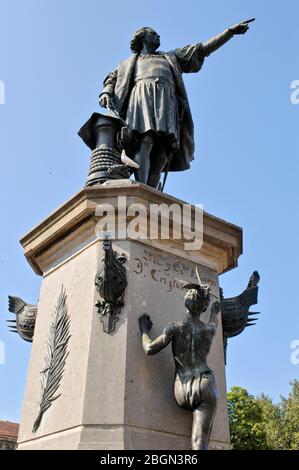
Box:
191, 402, 215, 450
133, 132, 155, 184
147, 145, 168, 189
191, 374, 218, 450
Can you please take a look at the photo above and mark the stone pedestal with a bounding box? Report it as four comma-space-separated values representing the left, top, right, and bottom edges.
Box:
17, 181, 242, 450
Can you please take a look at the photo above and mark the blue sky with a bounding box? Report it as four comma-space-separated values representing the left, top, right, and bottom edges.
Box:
0, 0, 298, 422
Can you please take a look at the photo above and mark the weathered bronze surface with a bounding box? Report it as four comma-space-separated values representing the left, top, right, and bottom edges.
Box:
220, 271, 260, 364
78, 113, 132, 186
95, 237, 127, 334
100, 20, 254, 189
138, 269, 221, 450
7, 296, 37, 342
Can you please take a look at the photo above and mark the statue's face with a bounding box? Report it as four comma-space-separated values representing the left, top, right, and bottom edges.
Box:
184, 288, 210, 316
143, 28, 160, 51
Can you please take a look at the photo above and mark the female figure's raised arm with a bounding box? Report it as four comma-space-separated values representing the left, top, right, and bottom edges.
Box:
138, 314, 176, 355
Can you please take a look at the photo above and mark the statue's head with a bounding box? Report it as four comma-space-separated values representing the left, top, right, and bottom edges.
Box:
130, 27, 160, 53
183, 267, 211, 316
184, 286, 211, 316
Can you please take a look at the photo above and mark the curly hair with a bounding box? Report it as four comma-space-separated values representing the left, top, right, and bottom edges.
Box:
184, 285, 211, 314
130, 27, 155, 53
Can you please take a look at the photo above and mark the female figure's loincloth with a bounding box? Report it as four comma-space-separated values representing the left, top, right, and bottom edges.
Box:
174, 370, 218, 411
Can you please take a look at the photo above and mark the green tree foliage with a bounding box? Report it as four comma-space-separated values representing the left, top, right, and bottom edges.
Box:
227, 386, 267, 449
279, 380, 299, 450
255, 394, 284, 449
228, 380, 299, 450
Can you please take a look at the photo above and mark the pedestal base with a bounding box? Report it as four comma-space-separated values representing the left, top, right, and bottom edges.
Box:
17, 182, 242, 450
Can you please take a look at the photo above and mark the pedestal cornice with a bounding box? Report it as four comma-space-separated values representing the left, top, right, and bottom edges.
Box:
20, 181, 242, 276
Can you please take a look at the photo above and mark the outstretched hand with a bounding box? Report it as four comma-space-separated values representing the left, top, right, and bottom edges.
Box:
229, 18, 255, 35
138, 313, 153, 333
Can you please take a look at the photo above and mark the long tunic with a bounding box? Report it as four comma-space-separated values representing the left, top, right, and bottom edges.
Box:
126, 54, 180, 151
100, 44, 206, 172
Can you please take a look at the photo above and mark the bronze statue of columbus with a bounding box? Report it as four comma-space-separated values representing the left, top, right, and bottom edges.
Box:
99, 20, 254, 188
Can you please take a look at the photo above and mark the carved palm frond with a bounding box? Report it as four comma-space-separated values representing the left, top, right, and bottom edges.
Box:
32, 287, 70, 433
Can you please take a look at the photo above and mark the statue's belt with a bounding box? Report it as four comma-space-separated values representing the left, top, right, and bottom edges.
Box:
134, 77, 176, 89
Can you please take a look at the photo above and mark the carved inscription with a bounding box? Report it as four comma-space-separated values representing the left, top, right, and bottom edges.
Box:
132, 249, 216, 293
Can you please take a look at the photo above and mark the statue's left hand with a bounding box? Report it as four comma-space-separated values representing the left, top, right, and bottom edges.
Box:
138, 314, 153, 333
229, 21, 250, 35
99, 93, 112, 108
